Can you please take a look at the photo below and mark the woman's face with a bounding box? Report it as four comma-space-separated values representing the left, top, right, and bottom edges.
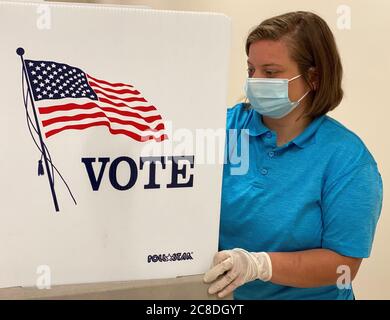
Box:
247, 39, 311, 107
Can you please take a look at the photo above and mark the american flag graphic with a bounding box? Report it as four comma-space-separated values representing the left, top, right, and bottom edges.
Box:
24, 60, 168, 142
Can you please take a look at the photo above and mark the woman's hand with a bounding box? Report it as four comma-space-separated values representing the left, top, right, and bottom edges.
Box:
203, 248, 272, 298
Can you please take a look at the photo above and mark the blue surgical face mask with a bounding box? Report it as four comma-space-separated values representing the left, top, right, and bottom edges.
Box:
244, 74, 311, 119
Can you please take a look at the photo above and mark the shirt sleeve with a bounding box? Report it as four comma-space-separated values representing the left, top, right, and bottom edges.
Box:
321, 162, 383, 258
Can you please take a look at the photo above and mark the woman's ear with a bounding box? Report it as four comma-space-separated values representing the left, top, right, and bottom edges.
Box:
308, 67, 319, 91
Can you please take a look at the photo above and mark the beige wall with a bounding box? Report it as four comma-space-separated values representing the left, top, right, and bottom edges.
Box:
56, 0, 389, 299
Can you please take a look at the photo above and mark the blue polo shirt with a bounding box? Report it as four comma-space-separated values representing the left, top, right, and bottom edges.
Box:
219, 103, 383, 300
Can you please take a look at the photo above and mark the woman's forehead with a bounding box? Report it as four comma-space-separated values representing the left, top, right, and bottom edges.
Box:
248, 39, 293, 66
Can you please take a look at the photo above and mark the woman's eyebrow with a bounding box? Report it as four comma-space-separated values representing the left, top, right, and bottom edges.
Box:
261, 63, 283, 67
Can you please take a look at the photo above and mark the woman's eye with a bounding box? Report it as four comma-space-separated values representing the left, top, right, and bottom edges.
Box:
247, 68, 279, 77
264, 70, 277, 77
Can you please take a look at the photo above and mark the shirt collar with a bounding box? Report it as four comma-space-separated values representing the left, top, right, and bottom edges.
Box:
247, 109, 270, 137
291, 115, 326, 148
247, 109, 326, 149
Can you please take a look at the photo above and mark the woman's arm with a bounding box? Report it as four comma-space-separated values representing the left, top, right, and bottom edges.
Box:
203, 248, 362, 298
269, 249, 362, 288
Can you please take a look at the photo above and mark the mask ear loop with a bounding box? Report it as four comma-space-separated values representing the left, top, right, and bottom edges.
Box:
288, 74, 302, 82
288, 73, 311, 104
294, 90, 312, 122
296, 90, 311, 104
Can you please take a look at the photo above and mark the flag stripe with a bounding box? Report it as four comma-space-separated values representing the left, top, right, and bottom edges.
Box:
94, 89, 147, 103
45, 121, 168, 142
38, 101, 157, 115
38, 102, 162, 123
87, 74, 134, 88
42, 112, 165, 132
98, 97, 157, 112
88, 81, 140, 95
42, 117, 165, 137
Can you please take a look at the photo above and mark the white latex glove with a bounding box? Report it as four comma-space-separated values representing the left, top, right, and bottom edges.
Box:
203, 248, 272, 298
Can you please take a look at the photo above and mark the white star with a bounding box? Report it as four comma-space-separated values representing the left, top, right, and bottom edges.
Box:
56, 79, 60, 83
59, 86, 63, 90
46, 86, 51, 91
51, 64, 56, 68
49, 75, 54, 79
31, 71, 36, 75
54, 90, 59, 94
69, 71, 73, 75
36, 88, 40, 92
28, 62, 34, 67
40, 63, 45, 67
35, 66, 40, 71
33, 80, 38, 84
51, 83, 56, 87
60, 76, 64, 80
43, 91, 47, 95
53, 71, 58, 75
37, 75, 43, 80
39, 83, 45, 87
90, 95, 95, 98
72, 93, 76, 97
42, 70, 47, 75
37, 94, 42, 99
82, 93, 86, 96
47, 66, 51, 71
65, 90, 69, 94
45, 79, 50, 84
49, 94, 53, 98
72, 68, 76, 72
60, 93, 65, 97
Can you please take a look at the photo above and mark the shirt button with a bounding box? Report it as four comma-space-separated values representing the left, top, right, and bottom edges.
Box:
261, 168, 268, 175
266, 132, 272, 138
268, 151, 275, 158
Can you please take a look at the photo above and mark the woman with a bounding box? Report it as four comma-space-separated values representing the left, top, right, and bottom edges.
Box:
203, 11, 383, 300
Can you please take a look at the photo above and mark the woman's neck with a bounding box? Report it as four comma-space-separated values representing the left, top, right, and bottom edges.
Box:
262, 110, 312, 147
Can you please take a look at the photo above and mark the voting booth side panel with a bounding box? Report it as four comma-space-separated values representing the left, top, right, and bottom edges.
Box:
0, 1, 230, 288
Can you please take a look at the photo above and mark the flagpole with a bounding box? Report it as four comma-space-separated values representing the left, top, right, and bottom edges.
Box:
17, 47, 60, 212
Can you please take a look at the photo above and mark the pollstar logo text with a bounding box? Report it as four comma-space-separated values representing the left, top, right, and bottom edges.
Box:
147, 252, 194, 263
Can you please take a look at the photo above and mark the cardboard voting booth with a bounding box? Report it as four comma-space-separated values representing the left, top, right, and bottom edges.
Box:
0, 1, 230, 289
